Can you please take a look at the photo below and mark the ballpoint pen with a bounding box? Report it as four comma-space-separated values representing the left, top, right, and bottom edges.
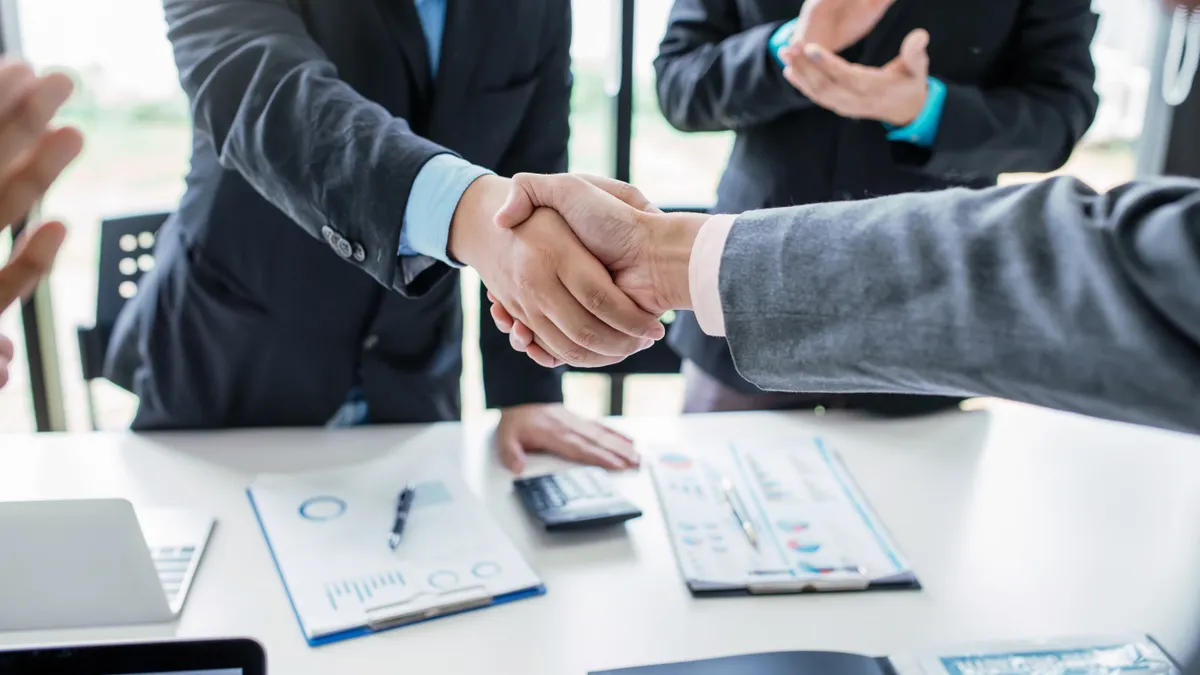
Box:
720, 477, 759, 549
388, 484, 416, 551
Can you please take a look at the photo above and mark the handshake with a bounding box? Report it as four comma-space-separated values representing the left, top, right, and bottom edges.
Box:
447, 173, 712, 369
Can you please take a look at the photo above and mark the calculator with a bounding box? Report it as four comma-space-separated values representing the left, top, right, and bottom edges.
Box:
513, 467, 643, 531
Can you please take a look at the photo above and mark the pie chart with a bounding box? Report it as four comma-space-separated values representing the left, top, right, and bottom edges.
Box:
787, 540, 821, 554
659, 453, 693, 469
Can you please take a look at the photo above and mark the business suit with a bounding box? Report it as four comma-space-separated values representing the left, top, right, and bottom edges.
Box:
715, 176, 1200, 435
106, 0, 572, 429
655, 0, 1100, 413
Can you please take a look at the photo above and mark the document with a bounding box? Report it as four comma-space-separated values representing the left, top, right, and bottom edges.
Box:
650, 436, 916, 594
248, 452, 543, 644
889, 635, 1181, 675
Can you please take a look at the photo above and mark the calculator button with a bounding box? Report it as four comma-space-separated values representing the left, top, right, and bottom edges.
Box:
545, 483, 568, 507
557, 476, 582, 501
587, 473, 612, 497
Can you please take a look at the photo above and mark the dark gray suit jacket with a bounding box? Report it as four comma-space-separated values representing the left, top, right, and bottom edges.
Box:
720, 176, 1200, 436
656, 0, 1100, 401
106, 0, 572, 429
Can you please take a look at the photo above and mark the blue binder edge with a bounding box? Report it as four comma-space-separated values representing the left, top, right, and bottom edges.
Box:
246, 487, 547, 648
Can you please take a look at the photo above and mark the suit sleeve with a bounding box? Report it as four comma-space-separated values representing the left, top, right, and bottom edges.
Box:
897, 0, 1100, 179
720, 177, 1200, 435
163, 0, 453, 296
479, 0, 571, 409
654, 0, 814, 133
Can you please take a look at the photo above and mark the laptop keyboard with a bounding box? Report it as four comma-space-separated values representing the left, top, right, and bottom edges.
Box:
150, 545, 196, 604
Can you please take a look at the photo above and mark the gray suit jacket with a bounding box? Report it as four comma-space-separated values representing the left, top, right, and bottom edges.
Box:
721, 175, 1200, 672
720, 176, 1200, 436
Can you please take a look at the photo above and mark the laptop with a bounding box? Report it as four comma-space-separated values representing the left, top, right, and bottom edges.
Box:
0, 638, 265, 675
0, 499, 215, 631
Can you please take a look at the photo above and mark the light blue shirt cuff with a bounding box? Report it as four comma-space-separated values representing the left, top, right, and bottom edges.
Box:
398, 153, 494, 268
884, 76, 947, 148
769, 18, 797, 68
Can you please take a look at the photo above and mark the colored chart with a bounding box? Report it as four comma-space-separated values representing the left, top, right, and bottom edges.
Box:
682, 536, 704, 547
324, 569, 406, 609
777, 520, 809, 533
787, 540, 821, 554
659, 453, 694, 469
797, 562, 835, 574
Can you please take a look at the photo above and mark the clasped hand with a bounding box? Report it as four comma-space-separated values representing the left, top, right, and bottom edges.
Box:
465, 173, 704, 370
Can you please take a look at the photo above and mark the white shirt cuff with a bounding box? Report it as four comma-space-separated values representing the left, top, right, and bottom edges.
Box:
689, 214, 736, 337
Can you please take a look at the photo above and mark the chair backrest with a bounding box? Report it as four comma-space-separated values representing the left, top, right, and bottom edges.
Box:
78, 213, 170, 382
96, 213, 170, 329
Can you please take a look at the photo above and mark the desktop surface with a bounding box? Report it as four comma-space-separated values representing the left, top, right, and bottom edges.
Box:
0, 407, 1198, 675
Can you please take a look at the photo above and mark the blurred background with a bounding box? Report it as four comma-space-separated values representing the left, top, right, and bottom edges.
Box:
0, 0, 1174, 432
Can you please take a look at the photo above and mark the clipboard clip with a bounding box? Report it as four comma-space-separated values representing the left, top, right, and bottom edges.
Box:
364, 584, 494, 630
747, 568, 871, 594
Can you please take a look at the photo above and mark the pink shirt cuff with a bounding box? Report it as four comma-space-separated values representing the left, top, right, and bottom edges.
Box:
689, 214, 735, 337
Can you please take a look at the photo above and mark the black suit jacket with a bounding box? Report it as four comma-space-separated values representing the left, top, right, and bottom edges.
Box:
105, 0, 572, 429
656, 0, 1100, 397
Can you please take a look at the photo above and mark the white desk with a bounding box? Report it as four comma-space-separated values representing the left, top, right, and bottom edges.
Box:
2, 406, 1200, 674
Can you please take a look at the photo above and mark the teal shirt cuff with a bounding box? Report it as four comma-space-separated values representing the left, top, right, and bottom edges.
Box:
398, 153, 494, 268
769, 18, 796, 68
883, 76, 946, 148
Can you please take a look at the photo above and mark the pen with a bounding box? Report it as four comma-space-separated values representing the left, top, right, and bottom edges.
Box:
720, 477, 759, 549
388, 484, 417, 551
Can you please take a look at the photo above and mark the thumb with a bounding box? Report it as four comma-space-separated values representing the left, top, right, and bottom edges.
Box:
494, 173, 660, 229
494, 173, 552, 230
899, 28, 929, 75
0, 220, 66, 312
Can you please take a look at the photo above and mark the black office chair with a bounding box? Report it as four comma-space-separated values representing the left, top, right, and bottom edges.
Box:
77, 212, 170, 430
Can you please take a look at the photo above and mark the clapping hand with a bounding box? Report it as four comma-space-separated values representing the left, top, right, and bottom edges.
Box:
0, 61, 83, 390
791, 0, 900, 55
779, 27, 931, 127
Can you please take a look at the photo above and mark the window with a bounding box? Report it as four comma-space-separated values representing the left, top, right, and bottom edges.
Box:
631, 0, 734, 206
1003, 0, 1158, 190
19, 0, 191, 430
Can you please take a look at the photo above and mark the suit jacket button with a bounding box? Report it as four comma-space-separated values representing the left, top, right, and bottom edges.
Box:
363, 334, 379, 350
336, 238, 353, 258
353, 244, 366, 262
321, 225, 335, 243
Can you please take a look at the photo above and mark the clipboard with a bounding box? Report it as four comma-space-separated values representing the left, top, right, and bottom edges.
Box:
246, 454, 545, 647
650, 437, 920, 597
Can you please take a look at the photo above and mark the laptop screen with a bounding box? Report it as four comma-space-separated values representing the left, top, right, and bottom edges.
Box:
0, 639, 264, 675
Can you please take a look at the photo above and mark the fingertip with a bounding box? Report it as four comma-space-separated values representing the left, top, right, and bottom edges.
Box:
804, 43, 824, 61
54, 126, 85, 155
490, 304, 514, 333
40, 72, 76, 105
